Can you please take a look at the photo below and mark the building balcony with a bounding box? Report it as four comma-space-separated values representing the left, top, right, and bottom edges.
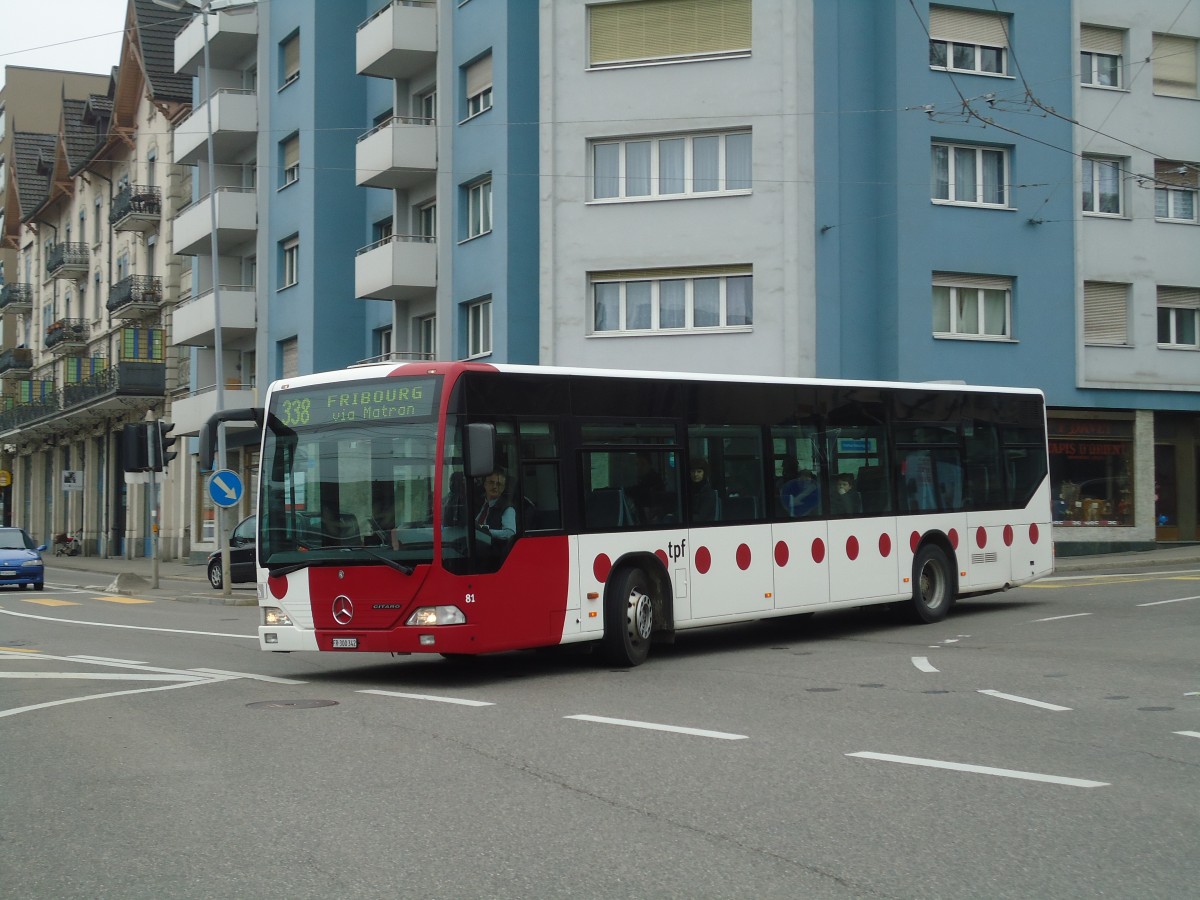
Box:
0, 282, 34, 314
171, 284, 256, 347
356, 116, 436, 189
171, 383, 257, 437
107, 275, 164, 320
109, 184, 162, 233
0, 362, 165, 442
0, 347, 34, 378
174, 7, 258, 75
46, 243, 90, 280
172, 187, 257, 256
357, 0, 437, 80
44, 318, 90, 354
355, 234, 437, 301
173, 89, 257, 165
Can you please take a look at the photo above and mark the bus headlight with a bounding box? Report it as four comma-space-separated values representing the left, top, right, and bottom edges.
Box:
406, 606, 466, 626
263, 607, 293, 627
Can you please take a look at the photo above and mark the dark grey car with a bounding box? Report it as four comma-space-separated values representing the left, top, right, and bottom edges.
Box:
207, 515, 256, 589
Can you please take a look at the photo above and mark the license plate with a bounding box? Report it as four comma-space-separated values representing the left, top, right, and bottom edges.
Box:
331, 637, 358, 649
0, 570, 15, 576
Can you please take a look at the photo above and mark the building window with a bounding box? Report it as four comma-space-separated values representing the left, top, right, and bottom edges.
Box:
281, 132, 299, 187
467, 178, 492, 239
281, 32, 300, 88
94, 196, 103, 244
1049, 417, 1134, 527
467, 298, 492, 357
464, 54, 493, 118
588, 0, 751, 68
1152, 33, 1198, 99
376, 326, 393, 359
1154, 161, 1198, 223
591, 130, 752, 200
373, 217, 394, 243
281, 236, 299, 288
1157, 286, 1200, 348
1081, 156, 1124, 215
591, 267, 753, 334
931, 142, 1008, 207
94, 271, 102, 320
419, 89, 436, 123
416, 201, 436, 239
1081, 25, 1124, 88
928, 6, 1009, 76
1083, 281, 1128, 345
932, 274, 1012, 339
418, 315, 436, 358
279, 336, 299, 378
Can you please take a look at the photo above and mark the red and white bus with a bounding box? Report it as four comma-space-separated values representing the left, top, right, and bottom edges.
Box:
203, 362, 1052, 667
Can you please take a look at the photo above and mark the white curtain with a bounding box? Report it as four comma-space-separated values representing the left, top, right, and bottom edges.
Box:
658, 139, 685, 194
725, 133, 752, 189
593, 144, 619, 198
625, 142, 651, 196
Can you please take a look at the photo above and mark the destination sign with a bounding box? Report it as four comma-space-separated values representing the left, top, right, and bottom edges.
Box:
273, 376, 440, 428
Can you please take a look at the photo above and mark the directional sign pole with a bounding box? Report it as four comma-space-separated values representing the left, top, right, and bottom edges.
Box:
208, 469, 244, 600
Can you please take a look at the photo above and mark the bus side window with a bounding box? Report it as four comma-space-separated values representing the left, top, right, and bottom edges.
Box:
518, 422, 562, 531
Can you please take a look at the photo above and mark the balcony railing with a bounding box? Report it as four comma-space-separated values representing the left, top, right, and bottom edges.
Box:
44, 318, 90, 350
107, 275, 164, 315
0, 282, 34, 313
0, 362, 166, 434
109, 184, 162, 232
0, 347, 34, 375
46, 243, 90, 278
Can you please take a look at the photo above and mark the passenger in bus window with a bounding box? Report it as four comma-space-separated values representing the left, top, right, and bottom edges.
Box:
688, 458, 721, 522
831, 472, 862, 515
474, 468, 516, 541
779, 462, 821, 516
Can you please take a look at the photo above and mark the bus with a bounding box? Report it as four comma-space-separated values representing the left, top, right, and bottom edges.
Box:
202, 362, 1052, 667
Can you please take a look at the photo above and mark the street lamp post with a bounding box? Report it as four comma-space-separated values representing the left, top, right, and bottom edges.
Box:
155, 0, 257, 598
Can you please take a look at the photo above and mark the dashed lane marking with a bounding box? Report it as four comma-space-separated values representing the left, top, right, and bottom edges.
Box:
359, 689, 494, 707
565, 714, 748, 741
912, 657, 939, 673
1033, 613, 1092, 622
1137, 595, 1200, 607
21, 598, 81, 607
847, 752, 1108, 787
978, 689, 1071, 711
1175, 731, 1200, 740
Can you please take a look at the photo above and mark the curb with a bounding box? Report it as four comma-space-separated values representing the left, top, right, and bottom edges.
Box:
173, 592, 258, 607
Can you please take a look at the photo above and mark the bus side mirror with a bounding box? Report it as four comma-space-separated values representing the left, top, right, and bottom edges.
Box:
465, 423, 496, 478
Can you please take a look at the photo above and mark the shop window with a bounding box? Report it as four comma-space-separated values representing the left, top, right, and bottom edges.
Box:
1049, 418, 1134, 526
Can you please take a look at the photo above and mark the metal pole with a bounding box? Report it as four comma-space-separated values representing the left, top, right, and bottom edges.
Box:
199, 3, 232, 598
146, 421, 160, 589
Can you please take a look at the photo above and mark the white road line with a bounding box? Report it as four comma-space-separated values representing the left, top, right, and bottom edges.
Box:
565, 714, 748, 741
70, 655, 147, 665
0, 672, 207, 681
1137, 595, 1200, 607
358, 689, 494, 707
1033, 613, 1092, 622
978, 689, 1071, 711
847, 752, 1108, 787
191, 668, 307, 684
0, 604, 255, 639
1175, 731, 1200, 740
912, 656, 939, 673
0, 679, 215, 719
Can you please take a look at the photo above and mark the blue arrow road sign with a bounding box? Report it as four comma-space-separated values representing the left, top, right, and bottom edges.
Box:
208, 469, 244, 508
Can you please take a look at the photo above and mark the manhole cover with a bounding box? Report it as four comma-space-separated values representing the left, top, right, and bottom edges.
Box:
246, 699, 339, 710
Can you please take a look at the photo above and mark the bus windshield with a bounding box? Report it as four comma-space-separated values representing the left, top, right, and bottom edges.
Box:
260, 375, 441, 570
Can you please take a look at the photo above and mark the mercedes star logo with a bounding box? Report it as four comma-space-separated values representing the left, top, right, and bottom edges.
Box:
332, 595, 354, 625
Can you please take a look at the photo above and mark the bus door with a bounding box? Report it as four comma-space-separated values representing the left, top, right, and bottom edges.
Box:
686, 426, 776, 617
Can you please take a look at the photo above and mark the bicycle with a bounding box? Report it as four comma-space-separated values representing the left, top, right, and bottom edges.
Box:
53, 531, 82, 557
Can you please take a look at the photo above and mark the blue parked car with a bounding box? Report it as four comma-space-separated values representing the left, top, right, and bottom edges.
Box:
0, 527, 46, 591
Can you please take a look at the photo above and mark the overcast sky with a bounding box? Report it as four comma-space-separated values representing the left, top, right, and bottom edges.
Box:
0, 0, 129, 90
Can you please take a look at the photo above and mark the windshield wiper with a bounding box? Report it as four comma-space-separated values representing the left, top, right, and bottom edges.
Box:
338, 546, 415, 576
268, 547, 415, 578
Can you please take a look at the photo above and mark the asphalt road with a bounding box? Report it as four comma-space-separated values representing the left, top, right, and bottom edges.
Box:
1, 560, 1196, 899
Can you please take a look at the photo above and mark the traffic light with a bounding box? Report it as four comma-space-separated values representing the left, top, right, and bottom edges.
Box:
121, 423, 149, 473
154, 421, 178, 472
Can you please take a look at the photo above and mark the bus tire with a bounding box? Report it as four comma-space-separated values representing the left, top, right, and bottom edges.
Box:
909, 544, 953, 624
600, 566, 654, 667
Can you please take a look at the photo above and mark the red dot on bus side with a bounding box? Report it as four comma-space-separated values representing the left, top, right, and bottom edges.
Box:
736, 544, 752, 570
910, 531, 920, 553
593, 554, 612, 583
695, 546, 712, 575
811, 538, 826, 564
775, 541, 789, 567
268, 575, 288, 599
1003, 524, 1014, 547
1029, 523, 1040, 544
655, 548, 669, 567
846, 535, 860, 561
976, 526, 987, 549
948, 528, 959, 549
879, 533, 892, 557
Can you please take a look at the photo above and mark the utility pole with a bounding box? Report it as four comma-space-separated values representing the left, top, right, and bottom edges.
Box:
145, 414, 160, 589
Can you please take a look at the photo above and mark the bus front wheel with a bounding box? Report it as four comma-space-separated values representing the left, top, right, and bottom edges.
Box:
909, 544, 953, 624
600, 567, 654, 667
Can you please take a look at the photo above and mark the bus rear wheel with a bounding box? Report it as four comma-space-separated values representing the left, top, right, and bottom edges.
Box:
909, 544, 953, 623
600, 567, 654, 667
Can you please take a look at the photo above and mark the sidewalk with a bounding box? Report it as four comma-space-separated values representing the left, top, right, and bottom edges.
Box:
1051, 542, 1200, 573
43, 552, 257, 606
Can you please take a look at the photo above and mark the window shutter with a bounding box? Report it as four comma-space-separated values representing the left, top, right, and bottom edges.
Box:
283, 34, 300, 81
932, 272, 1011, 291
929, 6, 1009, 47
593, 265, 752, 282
589, 0, 751, 66
1080, 25, 1123, 55
1154, 159, 1199, 188
1157, 286, 1200, 309
1083, 282, 1128, 344
466, 55, 493, 98
281, 338, 299, 379
283, 135, 299, 170
1152, 34, 1198, 97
